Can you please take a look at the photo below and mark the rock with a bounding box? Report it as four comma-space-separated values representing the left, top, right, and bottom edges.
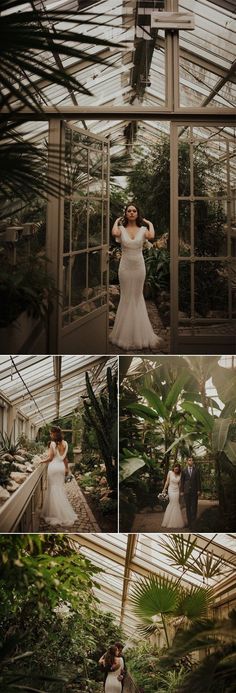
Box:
25, 463, 34, 472
81, 287, 94, 299
17, 448, 28, 456
31, 454, 43, 467
0, 486, 10, 504
99, 476, 107, 486
14, 455, 26, 463
12, 462, 27, 472
109, 311, 116, 324
6, 480, 19, 493
10, 472, 27, 484
100, 488, 109, 497
109, 285, 120, 298
2, 453, 14, 462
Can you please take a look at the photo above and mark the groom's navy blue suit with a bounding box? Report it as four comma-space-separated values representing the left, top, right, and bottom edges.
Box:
180, 465, 201, 528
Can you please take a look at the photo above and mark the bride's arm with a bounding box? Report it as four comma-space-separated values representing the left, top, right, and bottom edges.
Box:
143, 218, 155, 240
163, 472, 170, 493
112, 216, 122, 238
40, 443, 54, 464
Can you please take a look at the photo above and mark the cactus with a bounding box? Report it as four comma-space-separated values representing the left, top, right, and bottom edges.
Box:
82, 367, 117, 490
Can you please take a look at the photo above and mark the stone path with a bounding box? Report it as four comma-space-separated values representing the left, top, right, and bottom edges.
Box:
39, 478, 100, 532
130, 499, 219, 533
109, 299, 170, 355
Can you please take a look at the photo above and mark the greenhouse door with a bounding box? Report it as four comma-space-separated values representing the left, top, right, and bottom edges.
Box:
47, 120, 110, 354
170, 121, 236, 354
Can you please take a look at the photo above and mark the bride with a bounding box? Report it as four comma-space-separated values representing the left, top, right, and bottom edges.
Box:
40, 426, 77, 526
104, 645, 124, 693
109, 202, 163, 351
161, 463, 185, 529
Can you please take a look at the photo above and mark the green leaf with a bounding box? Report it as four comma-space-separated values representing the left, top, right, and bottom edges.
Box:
181, 401, 214, 432
130, 575, 181, 618
212, 364, 236, 403
141, 387, 167, 418
119, 457, 146, 481
220, 398, 236, 419
212, 418, 231, 452
165, 370, 191, 410
224, 441, 236, 465
177, 587, 213, 619
164, 431, 198, 455
126, 403, 158, 420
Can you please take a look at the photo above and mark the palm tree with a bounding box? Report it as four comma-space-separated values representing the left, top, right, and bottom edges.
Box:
0, 1, 120, 216
130, 574, 212, 648
0, 1, 118, 111
159, 611, 236, 693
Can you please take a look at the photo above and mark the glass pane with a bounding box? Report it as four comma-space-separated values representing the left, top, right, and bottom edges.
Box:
88, 249, 102, 294
63, 257, 70, 309
71, 253, 87, 307
179, 261, 191, 318
64, 199, 71, 253
179, 200, 191, 254
194, 201, 227, 256
72, 201, 87, 251
88, 200, 103, 247
178, 140, 190, 196
89, 148, 103, 197
70, 295, 105, 322
193, 137, 227, 197
194, 261, 229, 319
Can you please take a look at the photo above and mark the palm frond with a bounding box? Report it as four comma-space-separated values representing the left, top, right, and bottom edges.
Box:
130, 575, 181, 620
0, 4, 121, 111
158, 534, 198, 569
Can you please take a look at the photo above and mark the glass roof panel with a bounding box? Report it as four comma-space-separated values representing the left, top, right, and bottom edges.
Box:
0, 355, 117, 425
74, 532, 236, 636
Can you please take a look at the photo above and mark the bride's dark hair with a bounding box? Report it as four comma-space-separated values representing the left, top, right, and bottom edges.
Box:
123, 202, 143, 227
104, 645, 118, 671
50, 425, 63, 443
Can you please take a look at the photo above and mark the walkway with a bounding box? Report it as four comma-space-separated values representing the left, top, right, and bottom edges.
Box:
131, 499, 219, 533
39, 478, 100, 532
109, 299, 170, 354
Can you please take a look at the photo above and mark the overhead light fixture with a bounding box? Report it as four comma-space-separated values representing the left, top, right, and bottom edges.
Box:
151, 11, 195, 30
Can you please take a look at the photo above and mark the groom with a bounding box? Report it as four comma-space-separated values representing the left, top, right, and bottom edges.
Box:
180, 457, 201, 528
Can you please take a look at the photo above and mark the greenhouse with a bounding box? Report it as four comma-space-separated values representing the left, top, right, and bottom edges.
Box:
119, 354, 236, 532
0, 0, 235, 354
0, 354, 118, 532
1, 531, 236, 692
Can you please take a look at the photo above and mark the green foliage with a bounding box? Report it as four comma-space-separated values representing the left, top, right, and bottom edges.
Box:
0, 1, 118, 111
128, 140, 226, 317
0, 534, 123, 693
82, 367, 118, 490
126, 641, 188, 693
0, 431, 21, 455
0, 254, 60, 328
159, 611, 236, 693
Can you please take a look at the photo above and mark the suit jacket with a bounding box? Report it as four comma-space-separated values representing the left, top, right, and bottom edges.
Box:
180, 466, 201, 494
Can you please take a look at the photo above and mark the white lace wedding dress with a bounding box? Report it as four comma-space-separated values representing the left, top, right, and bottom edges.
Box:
105, 657, 124, 693
110, 226, 162, 350
161, 471, 184, 529
41, 441, 77, 526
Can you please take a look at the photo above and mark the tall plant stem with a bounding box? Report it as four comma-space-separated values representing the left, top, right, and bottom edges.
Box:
161, 613, 170, 648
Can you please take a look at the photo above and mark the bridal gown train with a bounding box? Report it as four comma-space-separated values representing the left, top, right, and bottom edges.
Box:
161, 471, 184, 529
41, 441, 77, 526
110, 226, 162, 350
105, 657, 124, 693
